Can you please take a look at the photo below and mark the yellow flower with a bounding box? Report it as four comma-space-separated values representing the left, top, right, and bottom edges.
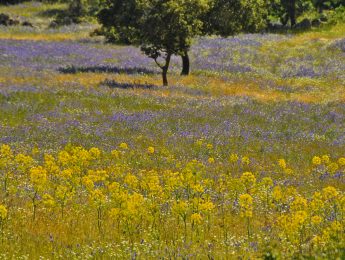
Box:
82, 176, 94, 190
58, 151, 71, 166
191, 183, 204, 193
312, 156, 321, 166
278, 159, 286, 169
241, 156, 250, 165
338, 157, 345, 166
310, 192, 324, 212
119, 143, 129, 150
293, 210, 308, 225
0, 144, 13, 159
206, 143, 213, 150
311, 215, 322, 225
321, 155, 330, 164
261, 177, 273, 188
89, 189, 106, 206
111, 150, 120, 159
239, 194, 253, 218
147, 146, 155, 154
61, 168, 73, 179
42, 194, 55, 208
322, 186, 339, 200
109, 208, 121, 219
89, 147, 101, 159
327, 162, 339, 174
32, 146, 40, 156
290, 196, 307, 212
199, 201, 215, 212
229, 153, 239, 163
172, 200, 188, 216
273, 186, 283, 201
30, 166, 47, 187
0, 205, 7, 220
191, 213, 203, 225
208, 157, 215, 164
124, 174, 138, 189
241, 172, 256, 189
195, 139, 203, 146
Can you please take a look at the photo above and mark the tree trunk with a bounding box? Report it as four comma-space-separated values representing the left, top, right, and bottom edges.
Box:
181, 51, 190, 76
162, 53, 171, 86
162, 68, 168, 86
288, 0, 296, 28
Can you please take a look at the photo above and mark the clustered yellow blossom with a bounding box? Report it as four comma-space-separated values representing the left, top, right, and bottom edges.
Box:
0, 143, 344, 258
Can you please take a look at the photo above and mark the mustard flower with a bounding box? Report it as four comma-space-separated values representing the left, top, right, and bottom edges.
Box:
338, 157, 345, 166
119, 143, 129, 150
229, 153, 239, 163
207, 157, 215, 164
321, 155, 330, 164
241, 156, 250, 165
147, 146, 155, 154
241, 172, 256, 189
191, 213, 203, 225
0, 205, 7, 220
311, 215, 322, 225
322, 186, 339, 200
239, 194, 253, 218
312, 156, 321, 166
278, 159, 287, 169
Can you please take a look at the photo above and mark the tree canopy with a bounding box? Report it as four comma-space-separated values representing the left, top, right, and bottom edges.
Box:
99, 0, 212, 86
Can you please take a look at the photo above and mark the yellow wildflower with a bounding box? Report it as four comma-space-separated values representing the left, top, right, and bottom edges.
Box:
321, 155, 330, 164
119, 143, 129, 150
261, 177, 273, 188
208, 157, 215, 164
191, 213, 203, 225
30, 166, 47, 187
278, 159, 286, 169
327, 162, 339, 174
0, 205, 7, 220
338, 157, 345, 166
311, 215, 322, 225
0, 144, 13, 159
229, 153, 239, 163
312, 156, 321, 166
241, 172, 256, 189
290, 196, 307, 212
273, 186, 283, 201
89, 147, 101, 159
322, 186, 339, 200
241, 156, 250, 165
147, 146, 155, 154
239, 194, 253, 218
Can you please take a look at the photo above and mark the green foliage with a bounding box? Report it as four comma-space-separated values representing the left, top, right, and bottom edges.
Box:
203, 0, 268, 36
66, 0, 105, 21
327, 5, 345, 24
98, 0, 212, 86
268, 0, 313, 26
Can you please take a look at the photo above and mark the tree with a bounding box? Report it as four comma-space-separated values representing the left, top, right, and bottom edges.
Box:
203, 0, 267, 36
268, 0, 312, 27
98, 0, 212, 86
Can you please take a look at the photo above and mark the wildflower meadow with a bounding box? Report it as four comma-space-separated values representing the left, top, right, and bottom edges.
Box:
0, 1, 345, 259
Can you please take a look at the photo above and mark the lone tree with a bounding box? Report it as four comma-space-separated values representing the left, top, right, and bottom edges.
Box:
98, 0, 211, 86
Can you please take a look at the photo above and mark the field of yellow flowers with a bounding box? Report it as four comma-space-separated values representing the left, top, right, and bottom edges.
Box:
1, 1, 345, 258
0, 143, 345, 258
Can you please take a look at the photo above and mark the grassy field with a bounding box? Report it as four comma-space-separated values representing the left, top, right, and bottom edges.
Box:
0, 1, 345, 258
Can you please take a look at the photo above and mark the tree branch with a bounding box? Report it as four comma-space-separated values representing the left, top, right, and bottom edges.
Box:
153, 57, 164, 69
